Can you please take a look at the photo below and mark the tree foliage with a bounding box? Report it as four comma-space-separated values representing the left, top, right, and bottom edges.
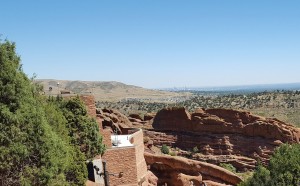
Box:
0, 40, 105, 185
239, 143, 300, 186
161, 144, 170, 154
61, 97, 105, 159
220, 163, 237, 173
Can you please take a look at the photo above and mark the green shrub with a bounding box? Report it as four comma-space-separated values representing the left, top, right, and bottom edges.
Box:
192, 146, 199, 153
238, 165, 270, 186
220, 163, 237, 173
239, 143, 300, 186
169, 151, 176, 156
161, 144, 170, 154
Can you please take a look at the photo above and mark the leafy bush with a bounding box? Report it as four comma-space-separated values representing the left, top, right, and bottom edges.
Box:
169, 151, 176, 156
268, 143, 300, 185
220, 163, 237, 173
238, 165, 270, 186
239, 143, 300, 186
192, 146, 199, 153
161, 144, 170, 154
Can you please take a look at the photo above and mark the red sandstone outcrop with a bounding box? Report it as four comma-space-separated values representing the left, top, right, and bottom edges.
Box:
144, 130, 269, 170
126, 113, 154, 129
94, 106, 300, 185
144, 113, 156, 121
162, 172, 202, 186
97, 108, 132, 134
129, 113, 143, 121
153, 107, 300, 143
203, 181, 229, 186
145, 152, 242, 186
141, 171, 158, 186
148, 107, 300, 170
128, 116, 149, 126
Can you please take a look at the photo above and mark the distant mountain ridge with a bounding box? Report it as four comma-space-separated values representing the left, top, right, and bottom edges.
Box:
36, 79, 187, 102
162, 82, 300, 93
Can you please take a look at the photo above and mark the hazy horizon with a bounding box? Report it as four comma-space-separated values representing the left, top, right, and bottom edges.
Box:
1, 1, 300, 88
36, 78, 300, 90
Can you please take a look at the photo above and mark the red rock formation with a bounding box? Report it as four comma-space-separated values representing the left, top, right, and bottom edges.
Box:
129, 113, 143, 121
149, 107, 300, 170
161, 172, 203, 186
153, 107, 300, 143
145, 152, 242, 186
144, 113, 156, 121
144, 130, 271, 170
94, 107, 300, 185
141, 171, 158, 186
97, 108, 132, 134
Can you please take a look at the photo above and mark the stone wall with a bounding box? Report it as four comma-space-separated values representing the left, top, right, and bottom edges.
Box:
78, 95, 148, 185
102, 147, 138, 186
102, 129, 148, 186
130, 130, 148, 182
80, 95, 97, 119
102, 129, 112, 148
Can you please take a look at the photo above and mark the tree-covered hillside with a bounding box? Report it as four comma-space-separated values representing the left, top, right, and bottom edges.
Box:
0, 40, 105, 185
97, 91, 300, 127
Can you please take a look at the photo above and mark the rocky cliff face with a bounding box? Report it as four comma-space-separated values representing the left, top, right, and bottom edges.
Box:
95, 106, 300, 185
149, 107, 300, 171
96, 108, 133, 134
153, 107, 300, 143
145, 152, 242, 186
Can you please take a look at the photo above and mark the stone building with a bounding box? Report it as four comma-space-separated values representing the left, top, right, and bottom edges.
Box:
80, 95, 148, 186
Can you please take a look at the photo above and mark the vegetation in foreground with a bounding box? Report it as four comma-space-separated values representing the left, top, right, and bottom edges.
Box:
0, 40, 105, 185
239, 143, 300, 186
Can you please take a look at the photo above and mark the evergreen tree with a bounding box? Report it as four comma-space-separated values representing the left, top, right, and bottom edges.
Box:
0, 40, 105, 185
58, 96, 105, 185
62, 97, 105, 158
268, 143, 300, 185
239, 165, 270, 186
0, 40, 70, 185
239, 143, 300, 186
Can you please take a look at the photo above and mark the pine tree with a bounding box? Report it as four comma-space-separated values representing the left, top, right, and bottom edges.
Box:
0, 40, 71, 185
0, 40, 105, 185
239, 143, 300, 186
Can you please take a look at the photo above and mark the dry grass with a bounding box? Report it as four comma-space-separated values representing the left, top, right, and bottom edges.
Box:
251, 108, 300, 127
36, 79, 191, 102
237, 171, 254, 181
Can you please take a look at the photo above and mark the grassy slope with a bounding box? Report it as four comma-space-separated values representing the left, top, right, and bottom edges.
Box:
36, 79, 190, 102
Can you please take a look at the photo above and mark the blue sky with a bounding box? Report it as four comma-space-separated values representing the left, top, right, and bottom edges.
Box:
1, 0, 300, 88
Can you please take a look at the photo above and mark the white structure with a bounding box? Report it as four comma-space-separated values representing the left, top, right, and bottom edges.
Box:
111, 134, 133, 148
